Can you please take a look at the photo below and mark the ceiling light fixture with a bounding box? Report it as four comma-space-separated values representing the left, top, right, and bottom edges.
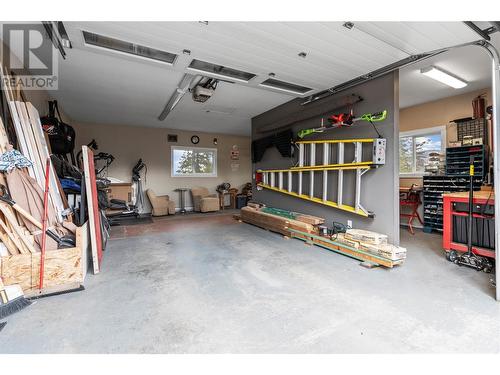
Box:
260, 78, 313, 95
420, 66, 467, 89
187, 59, 256, 83
83, 31, 178, 65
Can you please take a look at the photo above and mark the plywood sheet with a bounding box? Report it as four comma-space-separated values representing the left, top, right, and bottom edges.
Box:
82, 146, 103, 274
0, 223, 88, 291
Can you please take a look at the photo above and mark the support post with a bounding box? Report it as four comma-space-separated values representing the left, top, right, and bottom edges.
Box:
482, 42, 500, 301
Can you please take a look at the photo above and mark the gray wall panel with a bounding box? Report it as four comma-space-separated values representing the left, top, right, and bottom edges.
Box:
251, 72, 400, 244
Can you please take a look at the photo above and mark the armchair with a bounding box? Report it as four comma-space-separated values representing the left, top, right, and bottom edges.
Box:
190, 187, 220, 213
146, 189, 176, 216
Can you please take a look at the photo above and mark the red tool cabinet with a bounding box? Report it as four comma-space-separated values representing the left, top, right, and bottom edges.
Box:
443, 190, 495, 259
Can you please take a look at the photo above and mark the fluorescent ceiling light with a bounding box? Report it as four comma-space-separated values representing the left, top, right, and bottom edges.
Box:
259, 78, 313, 95
82, 31, 178, 65
420, 66, 467, 89
187, 59, 256, 83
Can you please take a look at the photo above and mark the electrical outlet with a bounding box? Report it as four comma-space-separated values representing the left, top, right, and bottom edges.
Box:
347, 220, 352, 229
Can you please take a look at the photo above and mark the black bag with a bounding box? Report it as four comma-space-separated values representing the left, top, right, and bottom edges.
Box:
40, 100, 76, 160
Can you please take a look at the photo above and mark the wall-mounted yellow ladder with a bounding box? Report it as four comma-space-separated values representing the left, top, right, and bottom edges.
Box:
257, 138, 386, 217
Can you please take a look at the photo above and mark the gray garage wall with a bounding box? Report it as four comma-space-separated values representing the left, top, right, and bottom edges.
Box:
251, 72, 400, 244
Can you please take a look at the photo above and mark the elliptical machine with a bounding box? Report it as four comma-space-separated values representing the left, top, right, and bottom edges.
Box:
131, 158, 147, 214
106, 159, 147, 225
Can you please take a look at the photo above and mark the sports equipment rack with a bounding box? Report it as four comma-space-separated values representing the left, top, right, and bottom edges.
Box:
257, 138, 386, 217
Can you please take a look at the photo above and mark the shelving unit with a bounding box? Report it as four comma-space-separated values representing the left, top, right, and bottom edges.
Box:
422, 175, 482, 232
445, 145, 487, 178
455, 118, 488, 144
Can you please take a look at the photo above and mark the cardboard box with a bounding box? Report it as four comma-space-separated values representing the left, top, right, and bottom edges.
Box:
472, 138, 483, 145
107, 183, 133, 203
345, 229, 388, 245
334, 233, 360, 248
462, 136, 473, 146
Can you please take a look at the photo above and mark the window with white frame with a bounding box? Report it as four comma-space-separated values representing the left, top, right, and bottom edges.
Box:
399, 126, 445, 176
171, 146, 217, 177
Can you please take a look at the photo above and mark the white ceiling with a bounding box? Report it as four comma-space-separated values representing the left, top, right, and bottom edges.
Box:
399, 38, 498, 108
2, 21, 489, 135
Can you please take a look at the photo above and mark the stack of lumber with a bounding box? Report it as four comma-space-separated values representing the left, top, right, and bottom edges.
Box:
338, 229, 406, 261
260, 207, 325, 225
239, 206, 319, 236
0, 65, 84, 294
0, 65, 65, 220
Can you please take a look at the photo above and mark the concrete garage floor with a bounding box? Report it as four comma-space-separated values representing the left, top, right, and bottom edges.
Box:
1, 214, 499, 353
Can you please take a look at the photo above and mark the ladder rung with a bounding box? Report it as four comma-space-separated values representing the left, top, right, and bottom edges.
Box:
259, 165, 373, 173
297, 138, 376, 145
258, 184, 371, 217
290, 161, 373, 170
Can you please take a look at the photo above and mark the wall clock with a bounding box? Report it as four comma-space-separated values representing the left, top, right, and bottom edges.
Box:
191, 135, 200, 144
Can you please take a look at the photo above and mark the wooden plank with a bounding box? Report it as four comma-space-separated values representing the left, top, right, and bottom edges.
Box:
0, 205, 37, 253
240, 206, 317, 235
82, 146, 103, 274
291, 230, 403, 268
0, 66, 32, 179
0, 215, 29, 254
0, 224, 20, 255
6, 101, 34, 178
239, 215, 291, 236
15, 102, 44, 186
25, 102, 65, 219
295, 214, 325, 225
0, 115, 9, 153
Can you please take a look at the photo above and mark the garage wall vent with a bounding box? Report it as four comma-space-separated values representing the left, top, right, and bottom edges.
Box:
259, 78, 313, 95
82, 31, 178, 65
187, 59, 256, 82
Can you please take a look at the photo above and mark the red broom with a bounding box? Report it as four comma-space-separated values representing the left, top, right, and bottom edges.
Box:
39, 157, 51, 290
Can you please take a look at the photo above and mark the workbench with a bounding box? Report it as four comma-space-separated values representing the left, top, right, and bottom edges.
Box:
443, 189, 495, 259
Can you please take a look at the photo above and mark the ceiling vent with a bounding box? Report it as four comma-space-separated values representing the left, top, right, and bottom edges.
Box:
188, 59, 256, 83
259, 78, 313, 95
82, 31, 178, 65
